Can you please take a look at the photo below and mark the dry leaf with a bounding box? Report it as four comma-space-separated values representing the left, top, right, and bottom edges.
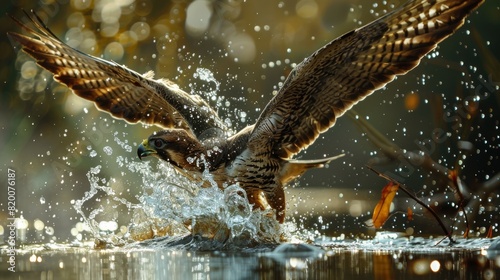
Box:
448, 169, 459, 185
487, 225, 493, 238
448, 169, 465, 192
407, 207, 413, 221
463, 227, 470, 238
372, 182, 399, 228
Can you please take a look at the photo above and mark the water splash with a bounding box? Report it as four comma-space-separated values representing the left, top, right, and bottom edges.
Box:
192, 68, 223, 107
73, 135, 285, 248
130, 159, 286, 246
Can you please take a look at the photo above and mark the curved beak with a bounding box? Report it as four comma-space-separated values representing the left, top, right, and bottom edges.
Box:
137, 139, 156, 160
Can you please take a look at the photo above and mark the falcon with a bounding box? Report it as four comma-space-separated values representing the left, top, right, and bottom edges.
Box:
8, 0, 483, 223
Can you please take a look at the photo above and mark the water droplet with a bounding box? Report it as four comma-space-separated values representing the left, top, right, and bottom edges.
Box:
45, 226, 55, 235
103, 146, 113, 155
34, 219, 45, 231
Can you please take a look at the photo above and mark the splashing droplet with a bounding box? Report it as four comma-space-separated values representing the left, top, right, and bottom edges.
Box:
103, 146, 113, 155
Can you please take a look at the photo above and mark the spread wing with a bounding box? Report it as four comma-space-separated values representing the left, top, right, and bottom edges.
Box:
248, 0, 483, 159
8, 11, 226, 137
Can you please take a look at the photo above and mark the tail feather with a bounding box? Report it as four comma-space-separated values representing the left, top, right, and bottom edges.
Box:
281, 154, 344, 185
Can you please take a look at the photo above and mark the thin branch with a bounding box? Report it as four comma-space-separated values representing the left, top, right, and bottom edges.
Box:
348, 109, 472, 234
367, 166, 455, 243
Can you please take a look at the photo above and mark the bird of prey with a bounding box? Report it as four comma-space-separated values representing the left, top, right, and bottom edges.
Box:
8, 0, 483, 223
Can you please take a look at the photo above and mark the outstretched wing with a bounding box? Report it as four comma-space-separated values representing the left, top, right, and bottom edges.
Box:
8, 11, 226, 137
248, 0, 483, 159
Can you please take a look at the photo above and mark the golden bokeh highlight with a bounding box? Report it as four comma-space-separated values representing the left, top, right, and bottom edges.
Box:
404, 92, 420, 111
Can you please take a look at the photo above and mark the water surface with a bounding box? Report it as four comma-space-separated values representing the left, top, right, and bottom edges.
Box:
2, 237, 499, 279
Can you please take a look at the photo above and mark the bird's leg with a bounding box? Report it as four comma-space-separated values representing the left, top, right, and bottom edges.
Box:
246, 188, 267, 211
264, 187, 286, 223
245, 187, 286, 223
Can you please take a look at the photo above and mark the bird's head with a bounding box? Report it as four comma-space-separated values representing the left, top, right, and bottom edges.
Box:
137, 129, 204, 170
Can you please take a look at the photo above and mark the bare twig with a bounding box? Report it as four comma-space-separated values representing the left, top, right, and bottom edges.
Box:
367, 166, 455, 243
347, 110, 472, 233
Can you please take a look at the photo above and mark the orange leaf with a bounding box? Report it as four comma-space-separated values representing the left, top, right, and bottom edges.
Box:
372, 182, 399, 228
448, 169, 458, 182
448, 169, 465, 190
486, 225, 493, 238
407, 207, 413, 221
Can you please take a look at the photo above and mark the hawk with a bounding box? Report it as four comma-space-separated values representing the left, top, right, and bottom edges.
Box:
8, 0, 483, 223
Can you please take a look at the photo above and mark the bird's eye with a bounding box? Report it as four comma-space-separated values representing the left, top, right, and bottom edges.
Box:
154, 139, 164, 148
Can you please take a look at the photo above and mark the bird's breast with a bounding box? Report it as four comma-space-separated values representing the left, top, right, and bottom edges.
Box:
223, 149, 281, 193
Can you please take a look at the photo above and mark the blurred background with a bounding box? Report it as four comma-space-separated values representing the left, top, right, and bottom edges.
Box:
0, 0, 498, 243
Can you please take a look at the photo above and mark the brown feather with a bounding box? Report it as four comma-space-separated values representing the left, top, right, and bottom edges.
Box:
249, 0, 484, 159
7, 11, 226, 137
